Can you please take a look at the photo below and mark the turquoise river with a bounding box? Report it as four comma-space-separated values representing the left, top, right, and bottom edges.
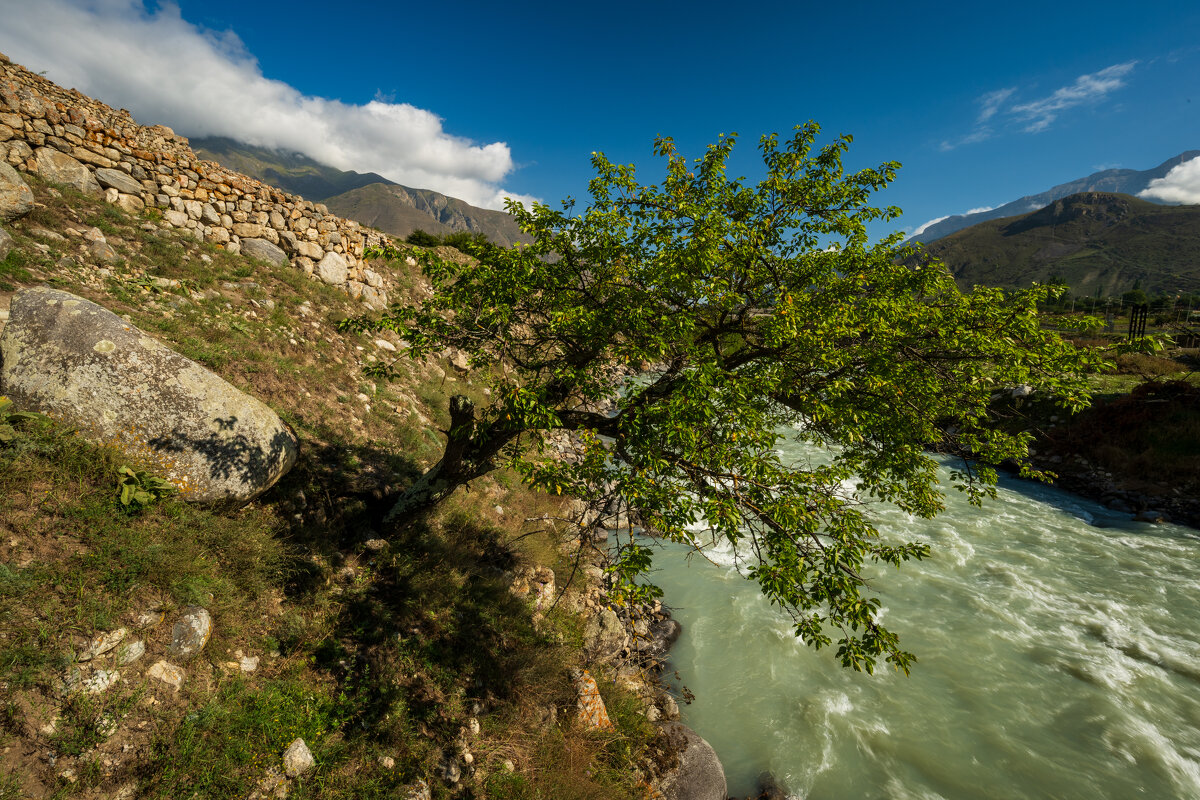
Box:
646, 444, 1200, 799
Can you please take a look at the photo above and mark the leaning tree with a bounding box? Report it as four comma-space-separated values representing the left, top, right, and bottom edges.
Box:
341, 124, 1100, 673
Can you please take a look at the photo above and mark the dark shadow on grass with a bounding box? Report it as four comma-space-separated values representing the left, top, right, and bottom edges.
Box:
254, 430, 562, 758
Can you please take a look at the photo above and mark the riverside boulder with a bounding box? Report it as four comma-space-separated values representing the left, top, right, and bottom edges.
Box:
656, 722, 727, 800
0, 287, 297, 504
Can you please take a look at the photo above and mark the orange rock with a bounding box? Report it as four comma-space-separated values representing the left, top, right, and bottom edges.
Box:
574, 669, 614, 730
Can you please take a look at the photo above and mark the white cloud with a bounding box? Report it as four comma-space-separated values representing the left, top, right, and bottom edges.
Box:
910, 215, 950, 237
909, 204, 997, 238
940, 62, 1136, 152
976, 88, 1015, 123
1139, 156, 1200, 204
0, 0, 537, 210
1010, 61, 1137, 133
939, 127, 992, 152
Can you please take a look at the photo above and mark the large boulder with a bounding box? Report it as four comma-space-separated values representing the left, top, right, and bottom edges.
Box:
240, 238, 286, 267
656, 722, 727, 800
0, 163, 33, 221
0, 287, 297, 504
583, 606, 628, 663
33, 148, 101, 196
94, 167, 143, 196
316, 251, 348, 285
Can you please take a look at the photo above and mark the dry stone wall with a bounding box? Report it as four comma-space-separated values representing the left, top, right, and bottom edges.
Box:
0, 51, 392, 309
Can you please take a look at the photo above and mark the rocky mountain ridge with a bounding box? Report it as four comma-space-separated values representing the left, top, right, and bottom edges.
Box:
910, 151, 1200, 244
191, 137, 529, 247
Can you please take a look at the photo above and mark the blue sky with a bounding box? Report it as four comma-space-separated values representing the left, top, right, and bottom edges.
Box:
2, 0, 1198, 239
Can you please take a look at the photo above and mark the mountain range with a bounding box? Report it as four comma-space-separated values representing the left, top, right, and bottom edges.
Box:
191, 137, 528, 247
917, 191, 1200, 297
910, 151, 1200, 244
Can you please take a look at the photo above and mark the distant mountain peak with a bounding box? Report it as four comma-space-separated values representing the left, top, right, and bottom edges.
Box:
190, 136, 528, 247
910, 151, 1200, 244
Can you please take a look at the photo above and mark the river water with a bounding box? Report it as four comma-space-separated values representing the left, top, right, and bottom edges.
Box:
647, 446, 1200, 799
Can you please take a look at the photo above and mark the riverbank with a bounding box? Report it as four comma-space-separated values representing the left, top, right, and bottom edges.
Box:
1006, 378, 1200, 530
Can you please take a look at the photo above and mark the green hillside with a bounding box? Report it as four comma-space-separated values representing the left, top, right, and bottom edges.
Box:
919, 192, 1200, 297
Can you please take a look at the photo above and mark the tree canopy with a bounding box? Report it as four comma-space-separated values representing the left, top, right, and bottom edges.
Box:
343, 124, 1101, 673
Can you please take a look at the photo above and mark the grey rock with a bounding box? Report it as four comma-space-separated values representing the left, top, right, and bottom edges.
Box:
82, 669, 120, 694
34, 147, 101, 196
583, 607, 627, 662
169, 606, 213, 659
163, 209, 188, 227
316, 251, 348, 285
116, 639, 146, 665
0, 287, 298, 504
441, 754, 461, 784
114, 193, 144, 215
361, 285, 388, 311
640, 617, 682, 657
240, 238, 287, 267
755, 772, 788, 800
232, 222, 264, 239
94, 168, 143, 196
283, 738, 314, 778
0, 225, 12, 260
0, 162, 33, 221
656, 722, 727, 800
90, 240, 119, 263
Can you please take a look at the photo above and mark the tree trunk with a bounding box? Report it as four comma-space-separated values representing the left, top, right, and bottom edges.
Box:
385, 394, 522, 523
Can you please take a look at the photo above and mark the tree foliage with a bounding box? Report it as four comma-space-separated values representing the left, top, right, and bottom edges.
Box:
343, 124, 1102, 673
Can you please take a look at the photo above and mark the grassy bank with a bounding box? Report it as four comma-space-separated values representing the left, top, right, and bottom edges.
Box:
0, 178, 655, 798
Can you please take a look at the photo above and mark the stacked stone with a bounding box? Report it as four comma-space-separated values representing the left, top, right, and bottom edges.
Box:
0, 51, 390, 310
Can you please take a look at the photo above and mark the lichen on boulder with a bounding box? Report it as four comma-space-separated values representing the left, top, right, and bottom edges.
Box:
0, 286, 298, 504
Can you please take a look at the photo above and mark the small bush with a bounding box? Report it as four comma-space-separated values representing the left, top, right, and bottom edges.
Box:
404, 229, 441, 247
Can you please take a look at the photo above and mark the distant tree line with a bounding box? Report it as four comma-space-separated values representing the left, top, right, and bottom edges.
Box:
404, 229, 493, 252
1039, 277, 1200, 324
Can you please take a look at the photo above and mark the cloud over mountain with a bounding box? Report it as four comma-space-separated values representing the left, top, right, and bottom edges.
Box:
0, 0, 536, 210
1139, 156, 1200, 204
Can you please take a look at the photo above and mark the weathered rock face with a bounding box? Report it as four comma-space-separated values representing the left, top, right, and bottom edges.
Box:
657, 722, 727, 800
33, 147, 101, 196
0, 287, 298, 504
0, 162, 33, 221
